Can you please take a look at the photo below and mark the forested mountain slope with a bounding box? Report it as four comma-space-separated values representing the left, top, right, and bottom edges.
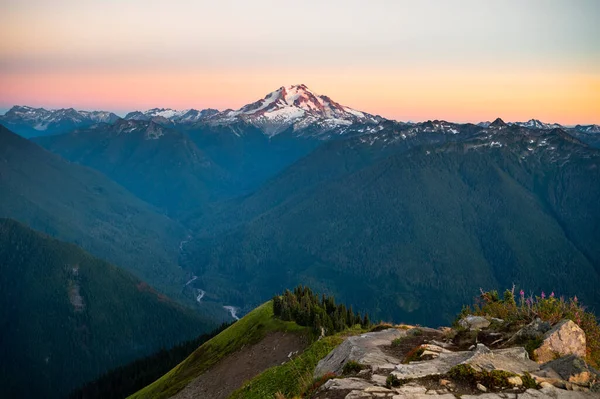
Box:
183, 127, 600, 325
0, 125, 189, 300
0, 219, 213, 398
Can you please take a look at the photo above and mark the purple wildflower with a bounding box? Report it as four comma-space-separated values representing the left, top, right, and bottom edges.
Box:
550, 292, 555, 298
520, 289, 525, 297
541, 291, 546, 299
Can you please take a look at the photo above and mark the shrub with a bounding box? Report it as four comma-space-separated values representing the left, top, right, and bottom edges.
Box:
369, 323, 394, 332
460, 288, 600, 368
521, 372, 539, 389
391, 337, 405, 347
523, 337, 543, 361
448, 364, 517, 389
342, 361, 364, 375
385, 374, 404, 388
403, 345, 425, 363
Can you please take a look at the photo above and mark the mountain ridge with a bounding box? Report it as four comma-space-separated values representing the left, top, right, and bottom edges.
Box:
3, 84, 597, 140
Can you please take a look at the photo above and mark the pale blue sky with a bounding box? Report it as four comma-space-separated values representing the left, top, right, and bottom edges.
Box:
1, 0, 599, 123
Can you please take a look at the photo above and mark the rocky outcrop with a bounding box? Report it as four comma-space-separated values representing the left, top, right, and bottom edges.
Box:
314, 328, 405, 377
533, 320, 586, 363
392, 344, 539, 380
316, 375, 599, 398
312, 323, 597, 399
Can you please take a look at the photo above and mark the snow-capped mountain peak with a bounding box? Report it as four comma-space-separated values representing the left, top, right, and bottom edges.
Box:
511, 119, 563, 130
214, 84, 381, 136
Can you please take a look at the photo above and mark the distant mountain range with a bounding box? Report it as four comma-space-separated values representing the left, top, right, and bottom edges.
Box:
1, 85, 599, 395
124, 107, 219, 123
0, 106, 120, 137
2, 85, 598, 141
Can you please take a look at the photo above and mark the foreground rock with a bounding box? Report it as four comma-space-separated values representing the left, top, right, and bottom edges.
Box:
313, 327, 597, 399
533, 320, 586, 363
314, 328, 406, 377
392, 344, 539, 380
540, 355, 600, 385
317, 376, 599, 399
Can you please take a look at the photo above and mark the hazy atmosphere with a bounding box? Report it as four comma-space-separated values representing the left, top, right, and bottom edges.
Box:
1, 0, 599, 123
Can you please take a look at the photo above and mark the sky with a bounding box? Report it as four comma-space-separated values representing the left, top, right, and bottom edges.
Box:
0, 0, 599, 124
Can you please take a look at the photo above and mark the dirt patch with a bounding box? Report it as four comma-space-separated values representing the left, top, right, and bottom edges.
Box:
172, 331, 307, 399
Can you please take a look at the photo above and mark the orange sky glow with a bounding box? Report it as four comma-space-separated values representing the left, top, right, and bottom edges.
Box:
1, 0, 599, 124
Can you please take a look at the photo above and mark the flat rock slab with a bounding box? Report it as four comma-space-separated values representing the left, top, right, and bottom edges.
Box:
322, 377, 375, 391
393, 344, 539, 380
314, 328, 406, 377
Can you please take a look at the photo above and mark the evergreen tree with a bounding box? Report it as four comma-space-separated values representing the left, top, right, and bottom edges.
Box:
272, 285, 371, 336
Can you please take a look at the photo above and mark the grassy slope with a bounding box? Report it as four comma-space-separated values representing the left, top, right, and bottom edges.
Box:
129, 301, 307, 399
229, 333, 350, 399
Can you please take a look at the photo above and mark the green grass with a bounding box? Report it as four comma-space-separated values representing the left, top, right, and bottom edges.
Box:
228, 335, 344, 399
228, 325, 368, 399
448, 364, 519, 389
128, 301, 306, 399
342, 360, 364, 375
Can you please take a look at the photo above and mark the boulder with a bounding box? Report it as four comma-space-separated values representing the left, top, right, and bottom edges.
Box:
533, 320, 586, 364
541, 355, 600, 385
459, 315, 491, 330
